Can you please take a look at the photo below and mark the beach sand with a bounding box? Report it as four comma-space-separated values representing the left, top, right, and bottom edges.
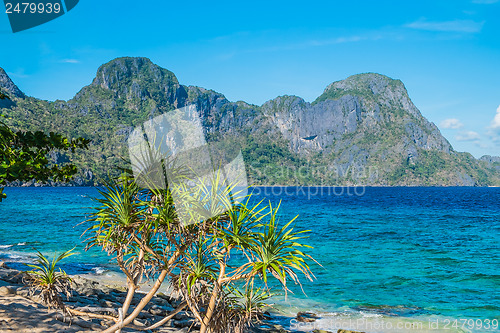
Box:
0, 263, 291, 333
1, 262, 468, 333
0, 293, 97, 332
0, 262, 194, 332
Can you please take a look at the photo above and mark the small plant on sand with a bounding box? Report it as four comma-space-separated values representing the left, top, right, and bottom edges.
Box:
86, 164, 316, 333
24, 249, 74, 311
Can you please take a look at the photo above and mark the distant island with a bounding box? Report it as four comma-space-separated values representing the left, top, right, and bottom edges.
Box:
1, 57, 499, 186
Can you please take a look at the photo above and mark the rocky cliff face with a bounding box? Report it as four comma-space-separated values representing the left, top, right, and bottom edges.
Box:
480, 155, 500, 173
89, 57, 187, 108
1, 57, 498, 186
253, 73, 463, 184
0, 68, 24, 99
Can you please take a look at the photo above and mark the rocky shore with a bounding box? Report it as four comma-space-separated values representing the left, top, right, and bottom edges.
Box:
0, 262, 294, 333
0, 262, 368, 333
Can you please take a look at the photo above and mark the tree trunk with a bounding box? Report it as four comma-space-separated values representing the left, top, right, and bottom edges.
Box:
101, 269, 168, 333
199, 260, 225, 333
121, 249, 144, 317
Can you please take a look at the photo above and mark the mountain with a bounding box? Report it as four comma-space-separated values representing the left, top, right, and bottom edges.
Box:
1, 57, 499, 186
480, 155, 500, 173
0, 68, 24, 99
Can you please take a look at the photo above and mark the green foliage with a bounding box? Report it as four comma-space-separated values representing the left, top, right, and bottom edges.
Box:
86, 168, 315, 333
228, 279, 274, 316
0, 91, 9, 100
0, 89, 90, 200
252, 202, 313, 289
225, 279, 275, 329
2, 61, 497, 187
312, 73, 394, 105
0, 116, 89, 201
24, 249, 75, 310
408, 151, 446, 179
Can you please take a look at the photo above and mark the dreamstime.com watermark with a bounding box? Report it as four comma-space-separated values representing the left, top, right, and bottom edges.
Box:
290, 317, 499, 332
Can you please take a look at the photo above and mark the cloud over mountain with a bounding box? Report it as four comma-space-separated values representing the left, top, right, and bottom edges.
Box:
440, 118, 464, 129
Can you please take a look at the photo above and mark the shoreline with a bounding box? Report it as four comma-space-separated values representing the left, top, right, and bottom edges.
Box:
0, 261, 292, 333
0, 260, 477, 333
1, 187, 496, 333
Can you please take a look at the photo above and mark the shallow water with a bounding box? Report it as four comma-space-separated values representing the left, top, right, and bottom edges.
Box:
0, 186, 499, 332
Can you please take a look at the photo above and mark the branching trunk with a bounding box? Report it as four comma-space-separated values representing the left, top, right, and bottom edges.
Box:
101, 247, 184, 333
101, 269, 168, 333
121, 249, 144, 317
199, 260, 226, 333
116, 247, 145, 333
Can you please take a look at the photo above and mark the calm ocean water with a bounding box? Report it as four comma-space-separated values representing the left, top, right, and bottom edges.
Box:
0, 186, 499, 331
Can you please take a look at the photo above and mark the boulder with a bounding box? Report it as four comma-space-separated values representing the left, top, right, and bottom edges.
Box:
296, 311, 318, 322
0, 286, 16, 296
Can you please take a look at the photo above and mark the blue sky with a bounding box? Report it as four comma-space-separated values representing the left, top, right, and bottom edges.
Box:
1, 0, 499, 157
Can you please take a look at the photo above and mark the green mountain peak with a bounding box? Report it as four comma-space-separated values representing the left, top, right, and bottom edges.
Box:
0, 67, 25, 99
1, 57, 498, 186
91, 57, 179, 91
313, 72, 405, 105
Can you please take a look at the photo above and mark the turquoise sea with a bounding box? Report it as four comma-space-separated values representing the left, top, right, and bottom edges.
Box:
0, 186, 499, 332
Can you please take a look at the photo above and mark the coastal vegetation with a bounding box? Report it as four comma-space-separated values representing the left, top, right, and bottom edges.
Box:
24, 249, 75, 311
85, 167, 315, 332
1, 57, 498, 187
0, 91, 90, 201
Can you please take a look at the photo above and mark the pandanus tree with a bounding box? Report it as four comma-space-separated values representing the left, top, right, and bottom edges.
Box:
86, 165, 315, 333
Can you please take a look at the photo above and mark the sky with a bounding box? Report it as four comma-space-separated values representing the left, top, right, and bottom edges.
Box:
0, 0, 499, 157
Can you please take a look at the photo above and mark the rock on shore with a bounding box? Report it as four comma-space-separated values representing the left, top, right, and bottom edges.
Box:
0, 262, 289, 332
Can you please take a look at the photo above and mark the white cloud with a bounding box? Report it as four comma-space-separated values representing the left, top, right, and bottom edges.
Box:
60, 59, 80, 64
490, 105, 500, 130
456, 131, 481, 141
440, 118, 464, 129
405, 19, 484, 33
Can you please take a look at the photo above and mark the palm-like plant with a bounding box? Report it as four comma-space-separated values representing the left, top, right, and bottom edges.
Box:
251, 202, 315, 292
24, 249, 74, 311
228, 279, 275, 320
182, 199, 315, 333
87, 154, 317, 333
